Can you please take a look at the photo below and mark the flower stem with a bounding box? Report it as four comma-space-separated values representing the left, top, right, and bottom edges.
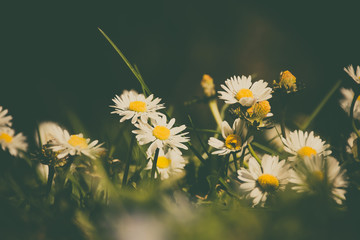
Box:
209, 100, 222, 129
151, 148, 160, 180
46, 166, 55, 195
232, 152, 238, 172
248, 143, 261, 165
350, 92, 360, 138
122, 135, 135, 187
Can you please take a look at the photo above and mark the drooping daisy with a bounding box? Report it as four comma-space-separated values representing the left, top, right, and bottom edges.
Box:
35, 121, 65, 147
346, 132, 358, 155
290, 155, 348, 205
50, 127, 105, 159
281, 130, 331, 161
339, 87, 360, 120
344, 64, 360, 84
218, 75, 272, 107
111, 90, 165, 124
145, 148, 186, 180
237, 154, 290, 206
132, 116, 189, 156
0, 127, 28, 156
208, 118, 252, 155
0, 106, 12, 127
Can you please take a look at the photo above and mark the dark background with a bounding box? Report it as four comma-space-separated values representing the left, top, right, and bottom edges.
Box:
2, 1, 360, 144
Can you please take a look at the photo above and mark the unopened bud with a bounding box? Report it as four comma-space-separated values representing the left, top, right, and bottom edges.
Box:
201, 74, 216, 97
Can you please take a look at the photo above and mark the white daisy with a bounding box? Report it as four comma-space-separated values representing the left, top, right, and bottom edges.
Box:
281, 130, 331, 161
290, 155, 348, 205
132, 116, 189, 156
218, 75, 272, 107
0, 106, 12, 127
339, 87, 360, 120
35, 121, 65, 147
111, 90, 165, 124
344, 64, 360, 84
237, 154, 290, 206
0, 127, 28, 156
145, 148, 186, 180
50, 127, 104, 159
208, 118, 252, 155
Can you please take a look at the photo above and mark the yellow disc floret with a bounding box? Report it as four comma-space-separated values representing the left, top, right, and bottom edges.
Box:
0, 133, 13, 143
297, 146, 317, 158
68, 135, 88, 149
235, 89, 254, 101
247, 100, 271, 118
156, 156, 171, 169
257, 174, 279, 191
152, 126, 171, 140
312, 170, 324, 182
225, 134, 242, 150
129, 101, 147, 112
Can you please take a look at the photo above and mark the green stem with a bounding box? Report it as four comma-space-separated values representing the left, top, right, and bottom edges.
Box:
122, 135, 135, 187
218, 177, 241, 201
252, 142, 282, 157
232, 152, 238, 172
188, 115, 210, 158
46, 166, 55, 195
280, 105, 287, 138
151, 148, 160, 180
300, 80, 342, 130
248, 143, 261, 165
350, 92, 360, 138
187, 142, 206, 164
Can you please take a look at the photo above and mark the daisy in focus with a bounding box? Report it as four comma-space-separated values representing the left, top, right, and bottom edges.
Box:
281, 130, 331, 161
0, 127, 28, 157
339, 87, 360, 120
237, 154, 290, 207
132, 116, 189, 156
50, 127, 104, 159
145, 148, 186, 180
111, 90, 165, 124
208, 118, 252, 155
290, 155, 348, 205
0, 106, 12, 127
218, 75, 272, 107
344, 65, 360, 84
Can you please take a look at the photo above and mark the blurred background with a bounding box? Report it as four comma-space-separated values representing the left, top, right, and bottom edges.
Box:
1, 0, 360, 144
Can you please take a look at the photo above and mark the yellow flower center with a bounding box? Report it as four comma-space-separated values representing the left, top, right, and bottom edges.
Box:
357, 95, 360, 102
235, 89, 254, 101
297, 146, 317, 158
68, 135, 88, 149
129, 101, 147, 112
225, 134, 242, 150
247, 101, 271, 118
257, 174, 279, 191
156, 156, 171, 169
312, 170, 324, 182
0, 133, 12, 143
152, 126, 171, 140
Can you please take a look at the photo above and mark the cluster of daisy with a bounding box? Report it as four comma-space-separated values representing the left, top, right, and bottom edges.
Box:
36, 122, 105, 167
209, 73, 348, 206
111, 90, 189, 180
0, 106, 27, 157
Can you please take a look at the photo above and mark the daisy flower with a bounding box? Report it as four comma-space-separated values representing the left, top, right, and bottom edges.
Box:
339, 87, 360, 120
237, 154, 290, 206
50, 127, 104, 159
344, 65, 360, 84
111, 90, 165, 124
132, 116, 189, 156
208, 118, 252, 155
281, 130, 331, 161
218, 75, 272, 107
0, 127, 28, 156
0, 106, 12, 127
290, 155, 348, 205
145, 148, 186, 180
